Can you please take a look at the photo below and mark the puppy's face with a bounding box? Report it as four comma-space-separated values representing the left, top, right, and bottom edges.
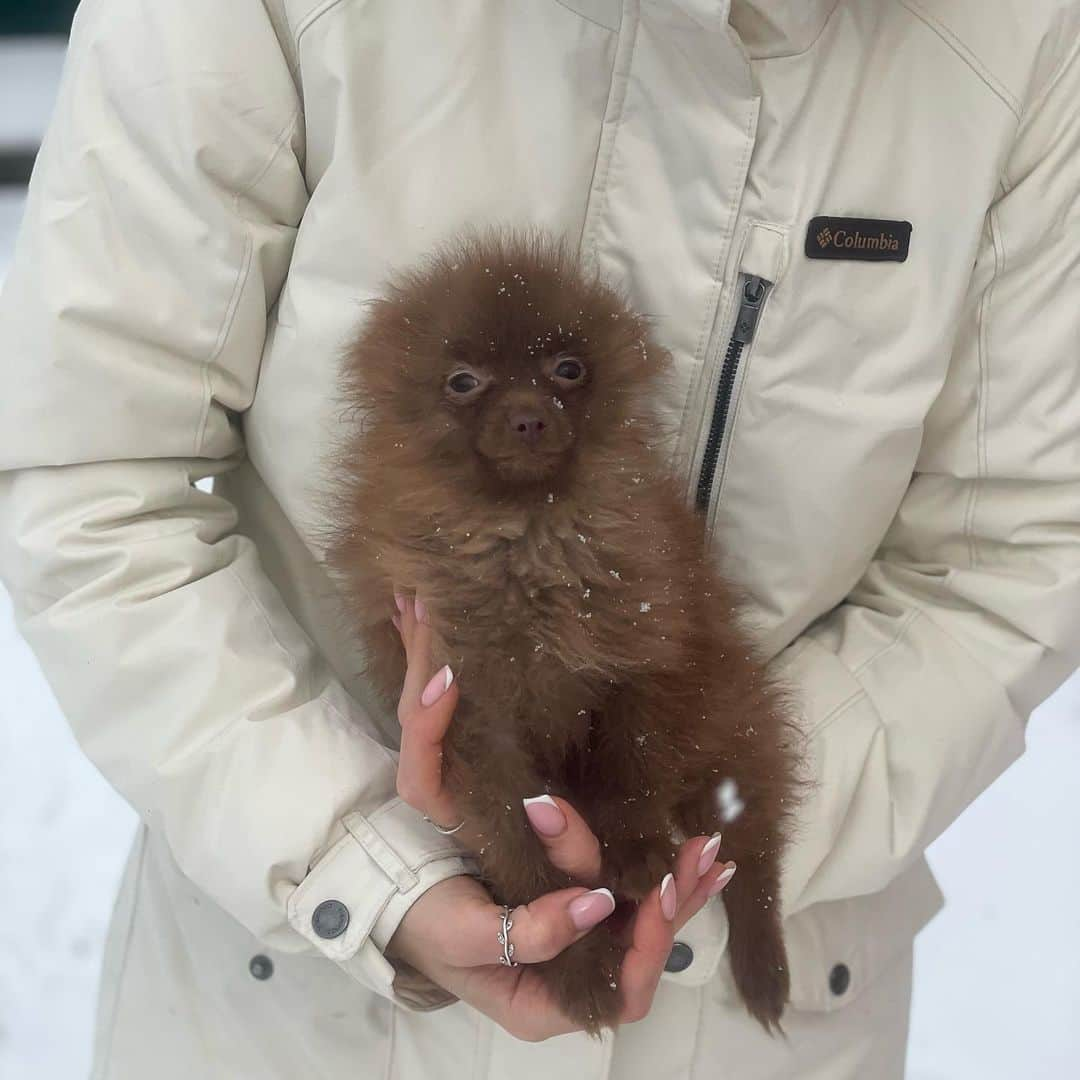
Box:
354, 234, 667, 493
439, 342, 583, 484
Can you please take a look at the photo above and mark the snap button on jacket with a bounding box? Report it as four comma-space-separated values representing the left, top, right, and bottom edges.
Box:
1, 1, 1079, 1077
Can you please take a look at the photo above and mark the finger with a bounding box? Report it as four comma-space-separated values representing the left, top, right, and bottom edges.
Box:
616, 876, 677, 1023
391, 585, 410, 643
673, 835, 737, 933
390, 586, 430, 666
397, 596, 434, 707
392, 586, 458, 812
440, 887, 617, 968
395, 670, 460, 821
668, 833, 717, 930
522, 795, 603, 886
690, 859, 737, 913
393, 591, 457, 813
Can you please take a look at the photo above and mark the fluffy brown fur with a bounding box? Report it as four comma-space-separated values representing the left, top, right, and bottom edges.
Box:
324, 227, 799, 1034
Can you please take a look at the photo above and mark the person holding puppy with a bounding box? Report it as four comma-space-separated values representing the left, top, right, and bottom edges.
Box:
2, 2, 1078, 1078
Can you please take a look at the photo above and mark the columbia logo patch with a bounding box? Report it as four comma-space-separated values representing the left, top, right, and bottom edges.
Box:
805, 216, 912, 263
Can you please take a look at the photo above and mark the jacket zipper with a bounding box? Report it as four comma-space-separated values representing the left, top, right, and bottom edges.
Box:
694, 273, 773, 513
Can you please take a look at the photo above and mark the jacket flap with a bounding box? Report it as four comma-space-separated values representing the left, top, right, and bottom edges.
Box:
659, 890, 730, 988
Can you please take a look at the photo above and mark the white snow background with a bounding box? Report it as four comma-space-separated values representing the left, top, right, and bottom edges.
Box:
1, 38, 1078, 1080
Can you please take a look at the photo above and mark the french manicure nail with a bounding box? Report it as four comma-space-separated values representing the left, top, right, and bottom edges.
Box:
568, 888, 616, 931
709, 863, 737, 897
394, 592, 407, 614
523, 795, 566, 837
414, 597, 430, 624
660, 873, 677, 920
420, 664, 454, 707
697, 833, 723, 878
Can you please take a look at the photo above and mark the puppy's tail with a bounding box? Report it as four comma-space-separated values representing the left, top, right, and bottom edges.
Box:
721, 863, 790, 1034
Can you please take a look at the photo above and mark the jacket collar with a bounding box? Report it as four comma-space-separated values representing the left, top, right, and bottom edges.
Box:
729, 0, 840, 59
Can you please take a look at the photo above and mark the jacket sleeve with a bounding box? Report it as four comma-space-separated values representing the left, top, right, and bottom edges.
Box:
0, 0, 473, 1009
775, 31, 1080, 919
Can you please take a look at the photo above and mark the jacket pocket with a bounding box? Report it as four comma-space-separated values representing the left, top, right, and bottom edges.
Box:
695, 221, 789, 520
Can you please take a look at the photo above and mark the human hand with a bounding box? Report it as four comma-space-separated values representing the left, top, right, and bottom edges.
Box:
385, 591, 735, 1040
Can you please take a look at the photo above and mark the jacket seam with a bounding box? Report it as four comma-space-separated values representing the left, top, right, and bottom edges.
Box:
1001, 33, 1080, 191
193, 235, 252, 457
901, 596, 1025, 724
851, 607, 921, 679
745, 0, 842, 61
811, 587, 1025, 748
193, 109, 302, 458
321, 691, 360, 731
704, 106, 760, 442
804, 684, 870, 742
578, 0, 639, 263
553, 0, 619, 33
294, 0, 352, 45
896, 0, 1022, 120
687, 981, 707, 1074
967, 208, 1004, 568
902, 590, 1025, 722
382, 1001, 397, 1080
261, 0, 302, 84
694, 100, 760, 515
805, 607, 921, 740
473, 1012, 494, 1080
1015, 23, 1080, 124
224, 564, 311, 699
235, 110, 304, 209
90, 828, 147, 1080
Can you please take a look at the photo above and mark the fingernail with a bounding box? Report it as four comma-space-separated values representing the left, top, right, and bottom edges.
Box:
523, 795, 566, 837
660, 873, 677, 920
568, 888, 616, 931
414, 596, 430, 624
420, 664, 454, 707
697, 833, 723, 878
391, 614, 402, 633
394, 592, 407, 614
709, 862, 737, 897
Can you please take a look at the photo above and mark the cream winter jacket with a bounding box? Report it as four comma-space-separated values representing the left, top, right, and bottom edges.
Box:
2, 1, 1079, 1077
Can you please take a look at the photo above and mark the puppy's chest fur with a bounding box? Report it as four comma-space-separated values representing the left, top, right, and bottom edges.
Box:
400, 492, 692, 745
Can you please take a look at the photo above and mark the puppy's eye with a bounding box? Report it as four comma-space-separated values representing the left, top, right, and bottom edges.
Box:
447, 371, 481, 395
554, 358, 585, 382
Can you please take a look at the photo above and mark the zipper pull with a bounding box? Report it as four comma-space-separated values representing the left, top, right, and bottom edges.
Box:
731, 274, 772, 345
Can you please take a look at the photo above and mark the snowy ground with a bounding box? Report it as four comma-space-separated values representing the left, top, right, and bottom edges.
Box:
2, 39, 1079, 1080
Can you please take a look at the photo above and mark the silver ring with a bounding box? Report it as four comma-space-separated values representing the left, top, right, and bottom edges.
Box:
423, 814, 466, 835
497, 905, 518, 967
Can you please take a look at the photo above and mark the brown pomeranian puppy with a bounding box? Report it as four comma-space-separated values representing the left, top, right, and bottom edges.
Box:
325, 228, 799, 1034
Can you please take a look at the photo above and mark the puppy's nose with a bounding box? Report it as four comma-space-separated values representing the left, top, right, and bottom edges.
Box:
509, 413, 546, 445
